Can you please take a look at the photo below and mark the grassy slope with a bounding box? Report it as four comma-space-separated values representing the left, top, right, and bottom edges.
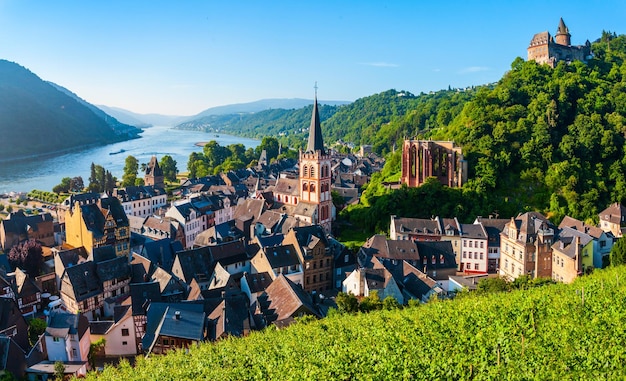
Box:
87, 266, 626, 380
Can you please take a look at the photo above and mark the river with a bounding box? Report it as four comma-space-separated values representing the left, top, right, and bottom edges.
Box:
0, 126, 259, 194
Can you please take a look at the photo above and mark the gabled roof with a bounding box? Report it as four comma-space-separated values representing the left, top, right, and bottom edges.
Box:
559, 216, 607, 240
63, 261, 102, 302
96, 256, 130, 282
130, 282, 162, 316
273, 178, 300, 197
208, 293, 249, 340
460, 223, 487, 240
243, 272, 273, 294
0, 210, 53, 236
233, 198, 265, 221
14, 268, 40, 297
173, 247, 214, 284
290, 225, 329, 251
141, 239, 178, 272
599, 203, 626, 225
392, 216, 443, 235
262, 275, 320, 325
552, 226, 593, 259
208, 240, 249, 267
260, 244, 300, 269
46, 310, 89, 339
143, 302, 206, 353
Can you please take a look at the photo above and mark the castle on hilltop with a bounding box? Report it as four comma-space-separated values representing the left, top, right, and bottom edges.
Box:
527, 18, 591, 68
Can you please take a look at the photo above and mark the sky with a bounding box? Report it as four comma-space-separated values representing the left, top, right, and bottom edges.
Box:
0, 1, 624, 116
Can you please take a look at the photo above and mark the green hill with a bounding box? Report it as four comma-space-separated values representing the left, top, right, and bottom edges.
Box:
86, 266, 626, 380
0, 60, 139, 161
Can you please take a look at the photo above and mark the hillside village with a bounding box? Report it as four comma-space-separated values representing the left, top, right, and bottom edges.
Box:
1, 18, 626, 380
0, 91, 625, 379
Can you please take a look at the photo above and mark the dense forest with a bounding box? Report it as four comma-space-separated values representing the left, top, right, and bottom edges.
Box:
85, 265, 626, 380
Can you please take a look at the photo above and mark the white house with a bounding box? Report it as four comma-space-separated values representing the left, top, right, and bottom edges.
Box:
44, 311, 91, 363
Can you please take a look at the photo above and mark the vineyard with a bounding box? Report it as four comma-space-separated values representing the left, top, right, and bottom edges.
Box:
85, 266, 626, 380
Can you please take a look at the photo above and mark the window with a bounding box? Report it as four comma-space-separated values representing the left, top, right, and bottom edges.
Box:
122, 328, 129, 336
122, 341, 128, 346
480, 253, 484, 260
480, 242, 484, 248
463, 251, 466, 258
313, 275, 317, 283
474, 263, 479, 270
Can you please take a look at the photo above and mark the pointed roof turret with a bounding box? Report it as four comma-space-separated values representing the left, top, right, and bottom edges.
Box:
306, 90, 325, 154
557, 17, 569, 34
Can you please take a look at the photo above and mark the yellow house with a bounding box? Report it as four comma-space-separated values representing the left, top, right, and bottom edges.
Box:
551, 227, 593, 283
65, 197, 130, 258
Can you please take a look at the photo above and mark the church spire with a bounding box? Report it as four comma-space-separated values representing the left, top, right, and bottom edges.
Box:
306, 83, 324, 154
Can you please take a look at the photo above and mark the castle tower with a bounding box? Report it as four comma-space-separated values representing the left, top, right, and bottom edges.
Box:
555, 18, 571, 46
145, 155, 164, 188
299, 89, 332, 234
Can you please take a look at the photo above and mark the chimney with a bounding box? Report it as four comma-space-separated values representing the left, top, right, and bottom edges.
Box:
174, 311, 181, 320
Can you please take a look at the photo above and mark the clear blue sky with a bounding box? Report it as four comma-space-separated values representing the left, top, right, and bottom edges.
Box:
0, 1, 623, 116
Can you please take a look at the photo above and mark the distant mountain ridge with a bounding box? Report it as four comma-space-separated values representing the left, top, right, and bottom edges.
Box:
99, 98, 350, 127
0, 59, 140, 161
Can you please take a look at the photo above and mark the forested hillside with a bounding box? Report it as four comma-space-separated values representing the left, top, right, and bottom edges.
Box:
340, 33, 626, 234
176, 104, 340, 150
86, 265, 626, 380
0, 60, 139, 160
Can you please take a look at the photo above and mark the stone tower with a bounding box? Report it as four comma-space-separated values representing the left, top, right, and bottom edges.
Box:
555, 18, 571, 46
299, 91, 332, 234
145, 155, 164, 188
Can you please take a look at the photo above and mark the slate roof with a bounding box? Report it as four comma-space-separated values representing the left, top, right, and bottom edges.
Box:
243, 272, 273, 294
460, 223, 487, 240
262, 244, 300, 269
63, 261, 103, 302
96, 256, 130, 282
46, 310, 89, 339
89, 321, 114, 335
114, 185, 165, 202
361, 235, 456, 270
92, 245, 117, 263
130, 282, 162, 316
392, 216, 443, 235
290, 225, 330, 252
141, 239, 178, 272
14, 268, 40, 297
208, 240, 249, 267
0, 210, 53, 235
208, 293, 249, 340
173, 247, 214, 284
559, 216, 609, 240
143, 302, 206, 353
552, 226, 593, 259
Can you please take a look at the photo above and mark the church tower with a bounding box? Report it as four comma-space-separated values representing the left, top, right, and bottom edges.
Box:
299, 88, 332, 234
145, 155, 164, 188
555, 17, 571, 46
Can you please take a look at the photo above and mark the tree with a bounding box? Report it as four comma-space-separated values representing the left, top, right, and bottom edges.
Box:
159, 155, 178, 182
121, 155, 139, 187
477, 277, 510, 294
104, 171, 116, 193
88, 338, 106, 370
52, 177, 71, 194
382, 295, 401, 310
359, 290, 382, 312
54, 361, 65, 380
256, 136, 280, 162
335, 292, 359, 313
610, 236, 626, 266
8, 240, 43, 277
28, 317, 47, 346
70, 176, 84, 192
